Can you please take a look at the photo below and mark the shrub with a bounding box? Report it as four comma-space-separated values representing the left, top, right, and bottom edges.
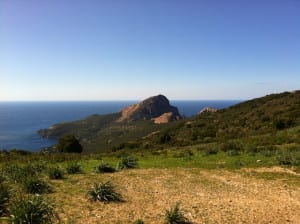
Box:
0, 183, 10, 216
164, 202, 192, 224
66, 162, 81, 174
221, 141, 243, 152
94, 162, 115, 173
23, 177, 52, 194
117, 156, 138, 170
24, 161, 48, 176
2, 164, 29, 183
160, 133, 172, 144
9, 195, 56, 224
276, 150, 300, 166
48, 167, 64, 179
56, 135, 83, 153
226, 150, 240, 156
202, 148, 218, 156
87, 181, 123, 203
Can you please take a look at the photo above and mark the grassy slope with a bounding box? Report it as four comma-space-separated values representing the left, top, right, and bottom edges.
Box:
38, 90, 300, 154
143, 90, 300, 149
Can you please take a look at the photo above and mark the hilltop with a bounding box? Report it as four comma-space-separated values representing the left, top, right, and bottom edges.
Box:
117, 94, 182, 122
38, 95, 182, 152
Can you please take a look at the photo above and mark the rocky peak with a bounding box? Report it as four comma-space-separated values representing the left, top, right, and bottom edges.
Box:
198, 107, 217, 114
117, 95, 182, 123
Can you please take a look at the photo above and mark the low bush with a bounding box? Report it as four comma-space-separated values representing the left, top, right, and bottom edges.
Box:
276, 150, 300, 166
164, 202, 192, 224
226, 150, 240, 156
87, 181, 123, 203
117, 156, 138, 170
0, 183, 10, 216
66, 162, 81, 174
48, 167, 64, 179
9, 195, 56, 224
23, 177, 52, 194
2, 164, 29, 184
94, 162, 115, 173
221, 141, 243, 152
202, 148, 218, 156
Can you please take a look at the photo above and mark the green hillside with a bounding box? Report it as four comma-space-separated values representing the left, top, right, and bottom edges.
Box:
39, 91, 300, 154
150, 90, 300, 147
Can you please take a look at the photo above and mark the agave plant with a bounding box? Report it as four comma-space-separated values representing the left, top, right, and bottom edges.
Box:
87, 181, 123, 203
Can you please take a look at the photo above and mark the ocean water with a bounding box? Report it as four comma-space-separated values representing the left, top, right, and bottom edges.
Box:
0, 100, 240, 151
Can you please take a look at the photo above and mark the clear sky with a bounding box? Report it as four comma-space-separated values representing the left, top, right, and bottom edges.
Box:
0, 0, 299, 101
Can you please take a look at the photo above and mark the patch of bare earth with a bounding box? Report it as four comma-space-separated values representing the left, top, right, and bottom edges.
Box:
52, 168, 300, 223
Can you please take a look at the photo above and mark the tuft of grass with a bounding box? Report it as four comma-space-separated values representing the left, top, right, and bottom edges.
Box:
48, 167, 64, 180
0, 183, 10, 216
94, 162, 116, 173
202, 148, 218, 156
276, 150, 300, 166
134, 219, 144, 224
1, 164, 29, 184
117, 156, 138, 170
87, 181, 123, 203
9, 195, 57, 224
66, 162, 81, 174
164, 202, 192, 224
23, 177, 52, 194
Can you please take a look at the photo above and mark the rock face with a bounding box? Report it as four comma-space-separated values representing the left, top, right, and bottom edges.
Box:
198, 107, 217, 114
153, 112, 175, 124
118, 95, 182, 123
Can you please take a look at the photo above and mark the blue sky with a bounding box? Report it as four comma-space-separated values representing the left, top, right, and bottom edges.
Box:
0, 0, 299, 101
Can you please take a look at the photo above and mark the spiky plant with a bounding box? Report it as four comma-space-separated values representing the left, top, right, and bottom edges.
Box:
117, 156, 138, 170
23, 177, 52, 194
94, 162, 115, 173
9, 195, 57, 224
48, 167, 64, 180
0, 183, 10, 216
66, 162, 81, 174
87, 181, 123, 203
165, 203, 192, 224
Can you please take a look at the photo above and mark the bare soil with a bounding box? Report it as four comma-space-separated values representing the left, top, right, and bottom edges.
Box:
53, 167, 300, 224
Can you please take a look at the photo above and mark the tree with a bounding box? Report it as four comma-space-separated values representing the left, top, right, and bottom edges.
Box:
56, 135, 83, 153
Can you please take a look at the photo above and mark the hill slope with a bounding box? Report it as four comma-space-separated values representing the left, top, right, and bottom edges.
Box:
38, 90, 300, 152
38, 95, 182, 152
144, 90, 300, 148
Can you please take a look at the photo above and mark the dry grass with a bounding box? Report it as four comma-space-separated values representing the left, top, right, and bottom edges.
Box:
51, 168, 300, 224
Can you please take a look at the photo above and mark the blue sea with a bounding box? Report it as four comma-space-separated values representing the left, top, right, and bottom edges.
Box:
0, 100, 240, 151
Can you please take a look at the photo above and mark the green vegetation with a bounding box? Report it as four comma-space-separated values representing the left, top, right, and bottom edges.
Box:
117, 156, 138, 170
87, 181, 123, 203
9, 195, 56, 224
48, 167, 64, 180
65, 162, 81, 174
164, 203, 192, 224
134, 219, 145, 224
0, 183, 9, 216
0, 91, 300, 223
57, 135, 83, 153
23, 177, 52, 194
94, 161, 115, 173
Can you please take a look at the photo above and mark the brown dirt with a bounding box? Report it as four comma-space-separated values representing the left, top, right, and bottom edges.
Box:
52, 168, 300, 224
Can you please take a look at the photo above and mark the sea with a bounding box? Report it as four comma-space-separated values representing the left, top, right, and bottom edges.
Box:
0, 100, 240, 151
